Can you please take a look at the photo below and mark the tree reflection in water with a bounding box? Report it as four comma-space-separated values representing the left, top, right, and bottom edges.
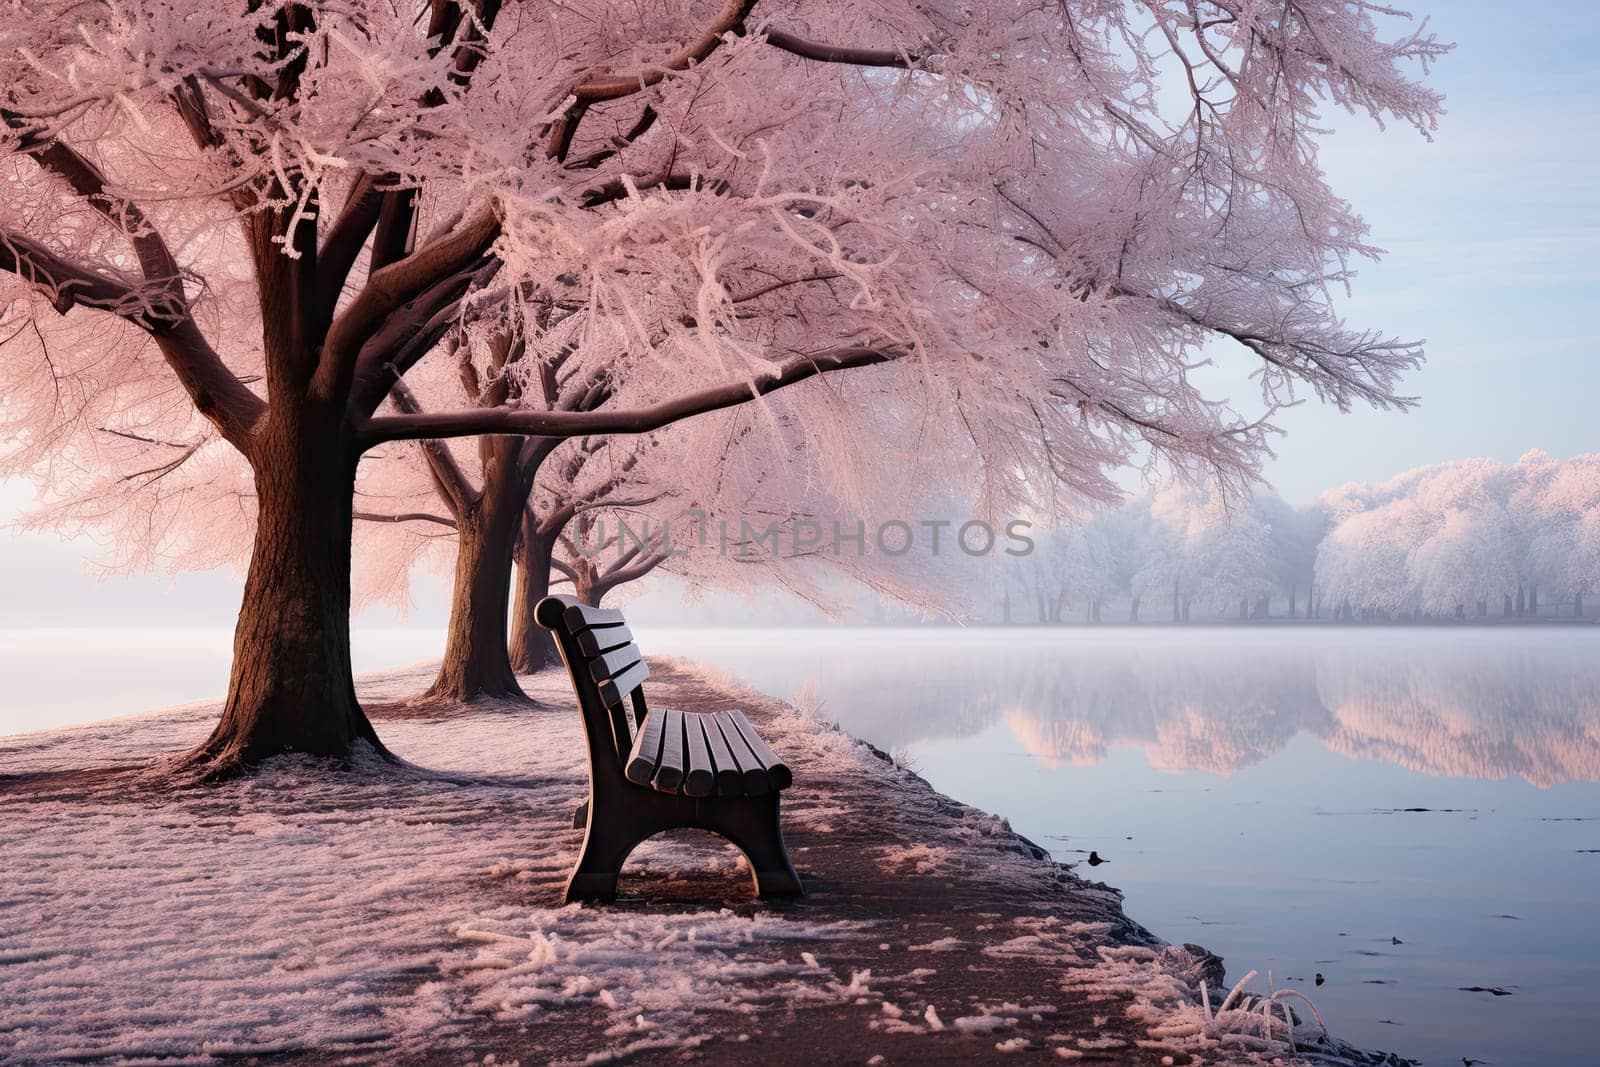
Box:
770, 631, 1600, 788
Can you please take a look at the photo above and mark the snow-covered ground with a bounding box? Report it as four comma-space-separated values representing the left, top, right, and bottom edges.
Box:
0, 660, 1402, 1065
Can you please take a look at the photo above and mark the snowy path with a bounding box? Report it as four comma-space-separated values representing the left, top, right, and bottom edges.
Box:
1, 661, 1401, 1065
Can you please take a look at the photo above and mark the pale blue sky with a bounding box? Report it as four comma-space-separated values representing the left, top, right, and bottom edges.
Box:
1233, 0, 1600, 500
0, 0, 1595, 625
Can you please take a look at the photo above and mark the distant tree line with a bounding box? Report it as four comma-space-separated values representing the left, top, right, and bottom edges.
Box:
986, 452, 1600, 624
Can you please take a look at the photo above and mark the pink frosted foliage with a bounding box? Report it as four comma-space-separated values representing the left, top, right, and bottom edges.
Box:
0, 0, 1445, 577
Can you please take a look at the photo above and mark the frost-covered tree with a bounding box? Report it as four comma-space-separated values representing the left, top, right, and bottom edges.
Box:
2, 1, 1444, 772
1314, 452, 1600, 619
1124, 485, 1281, 621
1252, 492, 1325, 618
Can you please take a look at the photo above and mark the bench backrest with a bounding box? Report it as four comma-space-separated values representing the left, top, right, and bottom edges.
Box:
534, 595, 651, 776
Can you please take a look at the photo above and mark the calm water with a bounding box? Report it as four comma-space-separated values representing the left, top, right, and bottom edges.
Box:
647, 627, 1600, 1067
3, 626, 1597, 1065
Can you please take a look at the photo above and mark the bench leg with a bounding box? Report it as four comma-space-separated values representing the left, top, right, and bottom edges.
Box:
564, 816, 636, 902
566, 794, 801, 901
712, 796, 803, 898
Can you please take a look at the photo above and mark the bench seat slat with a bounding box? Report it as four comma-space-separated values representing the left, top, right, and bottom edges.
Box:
651, 708, 686, 793
587, 642, 643, 684
697, 711, 743, 795
577, 622, 634, 658
683, 716, 715, 798
624, 706, 668, 786
598, 659, 649, 707
714, 711, 770, 796
726, 710, 793, 791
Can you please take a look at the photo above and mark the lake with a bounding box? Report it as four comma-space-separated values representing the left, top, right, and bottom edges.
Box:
3, 625, 1596, 1066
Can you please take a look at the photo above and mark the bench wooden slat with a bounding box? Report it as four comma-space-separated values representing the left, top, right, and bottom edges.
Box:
726, 710, 793, 791
624, 706, 668, 786
564, 602, 627, 632
587, 642, 643, 684
597, 658, 649, 707
682, 716, 716, 798
651, 708, 686, 793
713, 711, 770, 796
697, 711, 743, 795
577, 622, 634, 657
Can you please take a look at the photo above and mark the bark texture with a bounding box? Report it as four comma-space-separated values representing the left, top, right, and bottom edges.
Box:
508, 518, 560, 673
423, 437, 530, 703
177, 408, 384, 776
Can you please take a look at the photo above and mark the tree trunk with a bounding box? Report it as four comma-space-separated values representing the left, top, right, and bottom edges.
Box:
177, 410, 382, 776
1172, 579, 1181, 622
1530, 586, 1538, 616
575, 564, 603, 607
1130, 595, 1140, 624
1504, 593, 1514, 617
424, 496, 524, 702
1239, 597, 1249, 621
1576, 591, 1584, 618
424, 433, 546, 703
507, 520, 560, 673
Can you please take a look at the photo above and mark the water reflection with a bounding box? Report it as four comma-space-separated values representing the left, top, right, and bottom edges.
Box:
763, 632, 1600, 787
642, 626, 1600, 1067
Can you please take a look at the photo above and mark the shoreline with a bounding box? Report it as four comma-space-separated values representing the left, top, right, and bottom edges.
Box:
0, 659, 1408, 1065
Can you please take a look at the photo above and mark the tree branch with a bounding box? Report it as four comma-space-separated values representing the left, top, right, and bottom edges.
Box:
347, 258, 499, 415
1, 116, 264, 448
547, 0, 757, 161
577, 171, 720, 209
357, 344, 900, 445
549, 554, 580, 583
315, 172, 385, 312
388, 379, 479, 515
0, 232, 161, 318
354, 509, 459, 529
316, 202, 500, 405
761, 29, 920, 68
599, 549, 669, 590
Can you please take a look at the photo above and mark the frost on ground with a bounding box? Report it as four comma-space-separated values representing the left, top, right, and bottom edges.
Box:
1, 659, 1406, 1065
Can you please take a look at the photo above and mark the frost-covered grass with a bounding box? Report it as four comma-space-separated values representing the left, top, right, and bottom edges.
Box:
1, 660, 1405, 1065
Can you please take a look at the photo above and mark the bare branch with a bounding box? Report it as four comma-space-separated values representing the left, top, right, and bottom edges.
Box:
387, 379, 479, 515
357, 344, 902, 446
0, 115, 264, 448
316, 203, 501, 405
547, 0, 756, 161
347, 259, 500, 416
761, 29, 921, 68
354, 510, 459, 529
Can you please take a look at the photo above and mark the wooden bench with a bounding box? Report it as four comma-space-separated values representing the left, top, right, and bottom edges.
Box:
534, 595, 802, 901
